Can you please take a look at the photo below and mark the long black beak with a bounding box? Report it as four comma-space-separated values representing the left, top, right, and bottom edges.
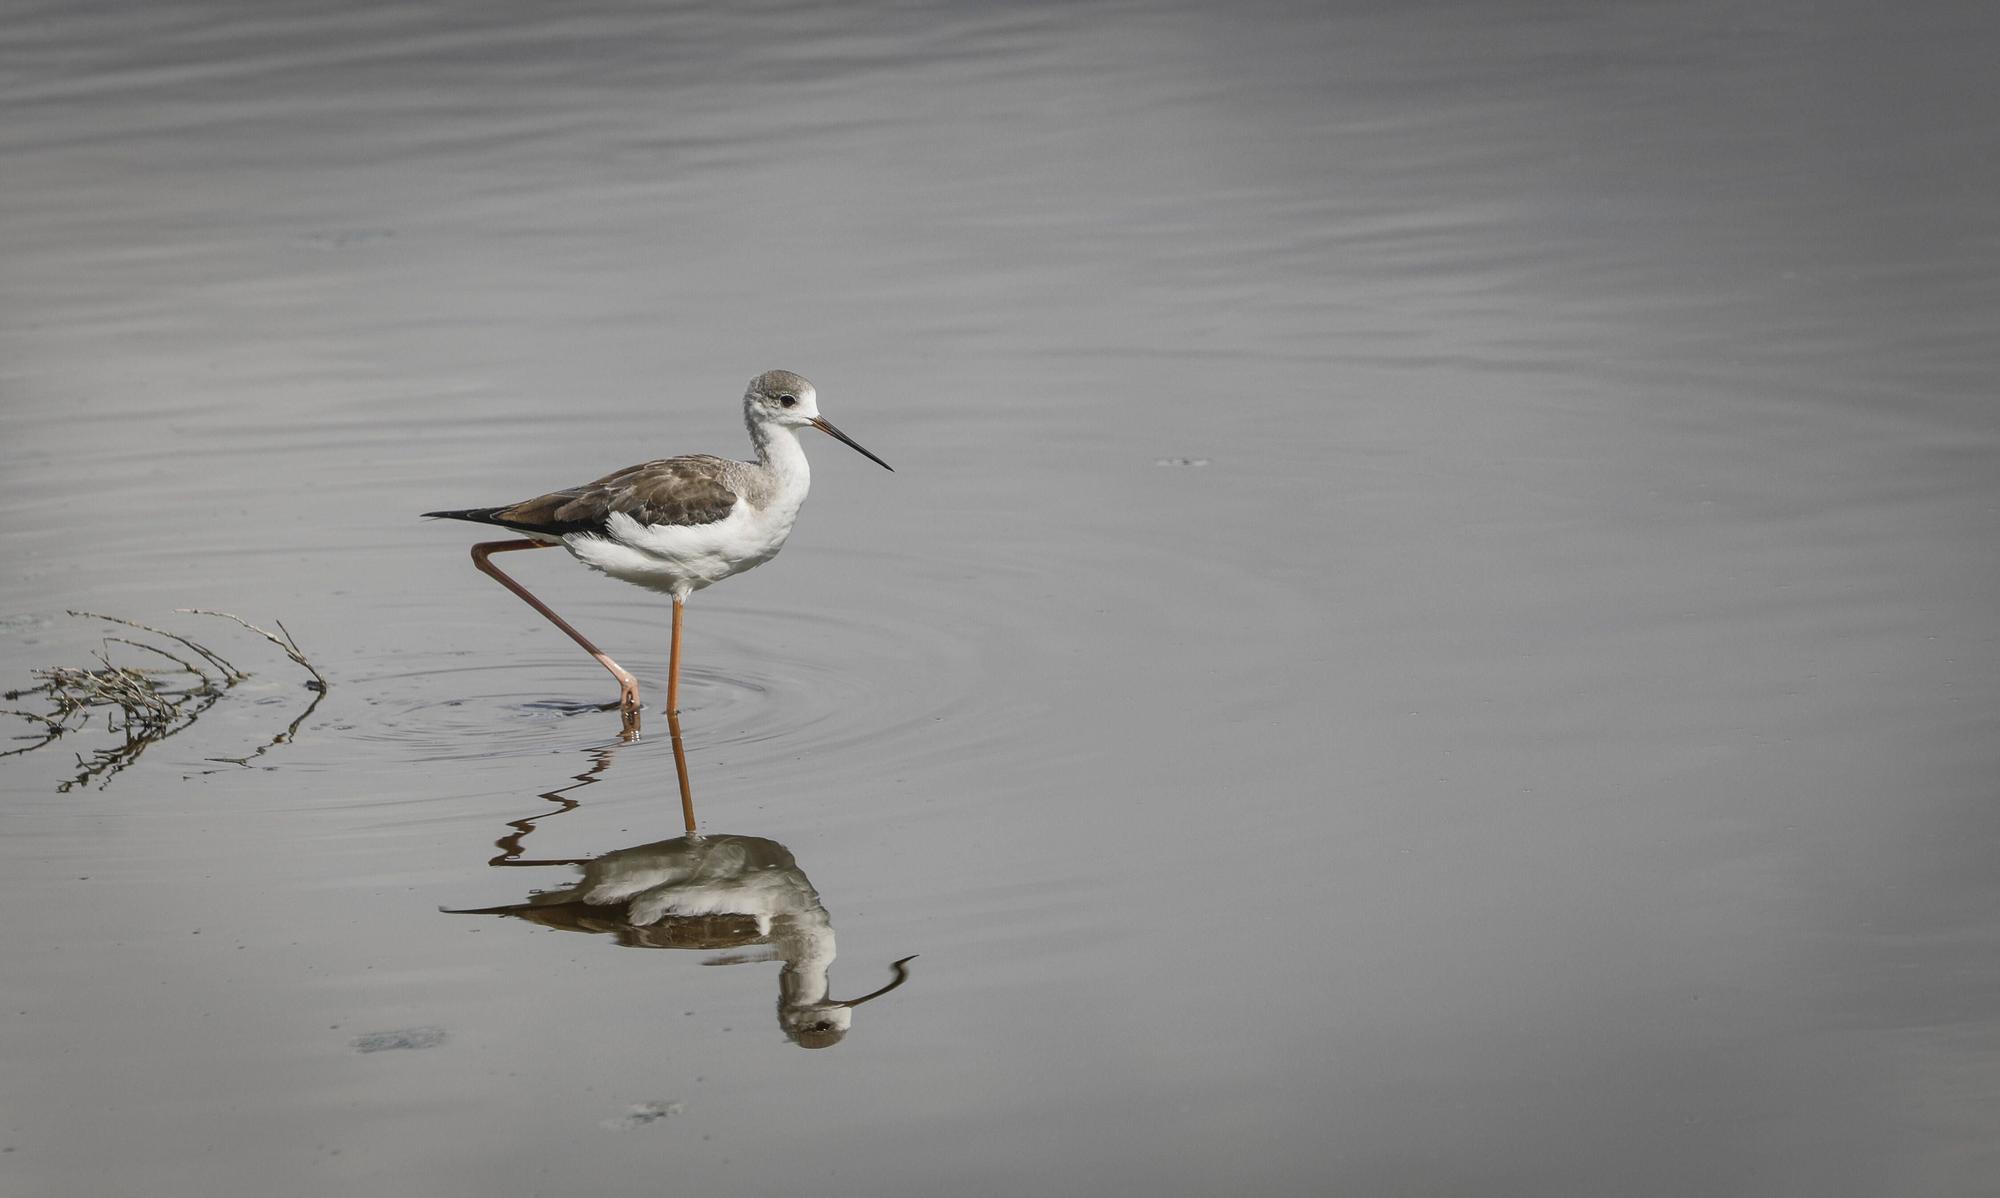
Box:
837, 955, 918, 1007
810, 416, 894, 472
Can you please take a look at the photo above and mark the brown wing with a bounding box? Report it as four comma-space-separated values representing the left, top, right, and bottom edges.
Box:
487, 455, 742, 536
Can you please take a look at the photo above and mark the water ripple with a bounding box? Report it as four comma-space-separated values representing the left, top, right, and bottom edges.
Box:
326, 555, 1011, 780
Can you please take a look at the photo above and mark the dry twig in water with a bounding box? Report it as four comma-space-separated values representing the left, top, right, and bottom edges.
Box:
3, 609, 329, 789
68, 610, 241, 679
177, 609, 327, 691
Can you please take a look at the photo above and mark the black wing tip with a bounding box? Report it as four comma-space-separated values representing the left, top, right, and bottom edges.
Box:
421, 507, 502, 523
421, 507, 582, 537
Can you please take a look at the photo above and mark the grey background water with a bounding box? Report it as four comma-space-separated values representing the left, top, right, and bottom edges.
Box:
3, 1, 1997, 1194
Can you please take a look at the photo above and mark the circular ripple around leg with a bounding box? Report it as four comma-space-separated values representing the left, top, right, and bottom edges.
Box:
335, 660, 647, 761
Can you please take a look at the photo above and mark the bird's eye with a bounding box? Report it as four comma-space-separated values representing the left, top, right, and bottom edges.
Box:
777, 394, 798, 408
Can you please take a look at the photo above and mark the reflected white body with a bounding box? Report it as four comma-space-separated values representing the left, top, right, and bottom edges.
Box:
460, 834, 909, 1047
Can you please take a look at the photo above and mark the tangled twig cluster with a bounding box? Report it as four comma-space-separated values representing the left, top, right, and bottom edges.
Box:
2, 610, 326, 791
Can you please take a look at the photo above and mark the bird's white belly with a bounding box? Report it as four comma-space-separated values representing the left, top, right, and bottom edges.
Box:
563, 503, 797, 597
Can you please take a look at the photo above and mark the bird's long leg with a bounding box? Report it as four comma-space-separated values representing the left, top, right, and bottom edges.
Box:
470, 540, 642, 735
666, 595, 686, 720
665, 594, 696, 834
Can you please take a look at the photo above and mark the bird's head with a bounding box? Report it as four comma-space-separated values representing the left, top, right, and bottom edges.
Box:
745, 369, 893, 471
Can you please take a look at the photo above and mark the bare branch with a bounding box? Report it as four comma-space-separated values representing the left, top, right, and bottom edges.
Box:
177, 610, 328, 691
68, 610, 241, 678
103, 636, 211, 680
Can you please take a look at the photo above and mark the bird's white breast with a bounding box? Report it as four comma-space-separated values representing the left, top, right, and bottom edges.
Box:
563, 496, 803, 597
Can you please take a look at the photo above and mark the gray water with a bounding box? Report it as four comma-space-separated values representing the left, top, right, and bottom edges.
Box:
3, 1, 1997, 1194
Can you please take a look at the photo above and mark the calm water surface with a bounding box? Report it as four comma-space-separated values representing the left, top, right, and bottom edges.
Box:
3, 1, 1997, 1194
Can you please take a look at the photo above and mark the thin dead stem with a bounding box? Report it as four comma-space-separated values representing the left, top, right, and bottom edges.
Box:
177, 609, 327, 691
104, 636, 213, 681
69, 611, 241, 678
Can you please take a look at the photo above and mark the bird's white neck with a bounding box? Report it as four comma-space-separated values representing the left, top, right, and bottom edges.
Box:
749, 419, 812, 493
776, 915, 838, 1005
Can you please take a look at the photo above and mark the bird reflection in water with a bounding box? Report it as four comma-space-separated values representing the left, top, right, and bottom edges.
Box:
448, 748, 916, 1048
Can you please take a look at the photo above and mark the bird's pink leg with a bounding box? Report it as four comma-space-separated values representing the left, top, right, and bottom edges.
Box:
470, 540, 642, 736
666, 595, 686, 720
665, 594, 696, 833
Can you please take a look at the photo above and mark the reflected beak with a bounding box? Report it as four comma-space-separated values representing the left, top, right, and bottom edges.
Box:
809, 416, 894, 472
837, 955, 918, 1007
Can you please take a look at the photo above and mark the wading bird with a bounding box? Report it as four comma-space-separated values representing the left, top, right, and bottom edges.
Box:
422, 370, 892, 778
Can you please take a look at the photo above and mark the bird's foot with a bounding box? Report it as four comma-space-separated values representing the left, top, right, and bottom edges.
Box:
614, 685, 643, 737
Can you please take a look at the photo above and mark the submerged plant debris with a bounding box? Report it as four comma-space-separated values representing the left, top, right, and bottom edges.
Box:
349, 1027, 448, 1054
2, 609, 326, 791
600, 1101, 686, 1130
